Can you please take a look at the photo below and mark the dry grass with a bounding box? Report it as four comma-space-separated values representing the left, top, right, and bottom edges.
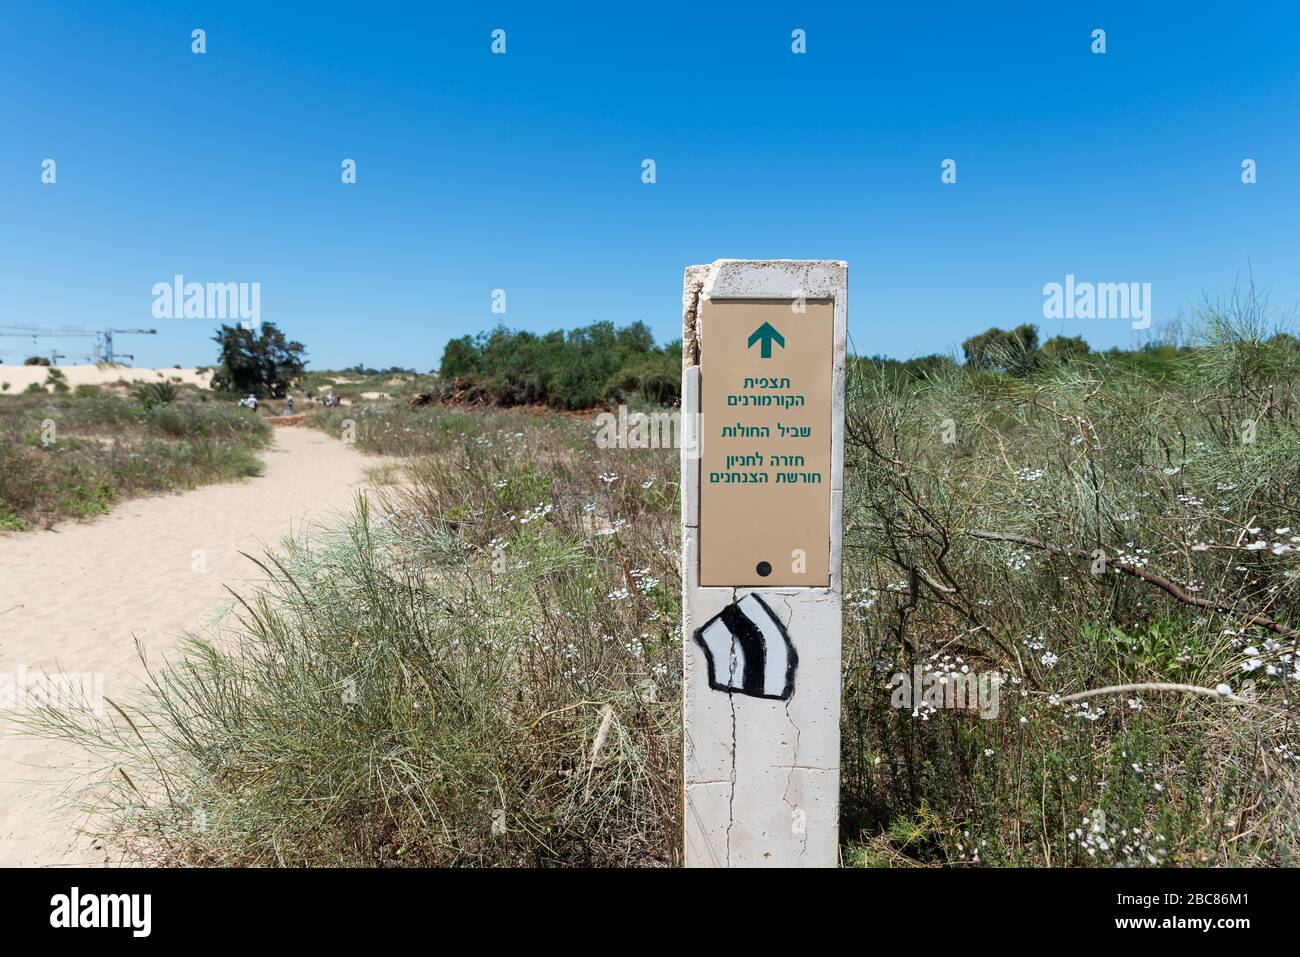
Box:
840, 290, 1300, 865
29, 405, 681, 865
0, 386, 269, 531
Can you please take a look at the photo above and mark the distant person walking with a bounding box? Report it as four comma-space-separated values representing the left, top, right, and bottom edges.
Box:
286, 395, 294, 414
241, 393, 259, 411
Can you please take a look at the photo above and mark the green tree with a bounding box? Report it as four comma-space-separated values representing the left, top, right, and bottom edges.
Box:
962, 324, 1040, 375
210, 323, 307, 398
1040, 334, 1091, 363
439, 335, 482, 378
436, 321, 679, 409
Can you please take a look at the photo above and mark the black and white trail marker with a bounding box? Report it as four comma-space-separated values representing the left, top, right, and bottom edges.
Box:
694, 595, 797, 700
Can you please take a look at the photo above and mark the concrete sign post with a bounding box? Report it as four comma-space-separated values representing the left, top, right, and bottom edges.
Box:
681, 259, 847, 867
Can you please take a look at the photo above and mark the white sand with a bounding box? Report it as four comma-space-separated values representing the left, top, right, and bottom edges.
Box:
0, 425, 386, 866
0, 365, 212, 393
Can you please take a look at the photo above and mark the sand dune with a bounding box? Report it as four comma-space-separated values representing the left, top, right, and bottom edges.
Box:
0, 425, 384, 866
0, 365, 212, 393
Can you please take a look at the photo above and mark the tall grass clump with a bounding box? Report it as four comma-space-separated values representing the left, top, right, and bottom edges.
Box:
0, 390, 270, 529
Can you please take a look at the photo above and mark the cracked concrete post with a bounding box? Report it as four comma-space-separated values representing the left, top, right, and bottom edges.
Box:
682, 259, 846, 867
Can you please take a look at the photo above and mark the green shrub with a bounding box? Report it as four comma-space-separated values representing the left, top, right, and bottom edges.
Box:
439, 321, 680, 409
135, 381, 179, 409
45, 368, 69, 393
0, 392, 270, 529
0, 502, 28, 532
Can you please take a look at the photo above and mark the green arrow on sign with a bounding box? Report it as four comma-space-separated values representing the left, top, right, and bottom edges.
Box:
747, 321, 785, 359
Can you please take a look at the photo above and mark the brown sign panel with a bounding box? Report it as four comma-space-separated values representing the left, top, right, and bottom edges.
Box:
698, 298, 834, 587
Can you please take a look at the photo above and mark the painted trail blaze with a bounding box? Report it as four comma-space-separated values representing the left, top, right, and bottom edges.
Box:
694, 594, 797, 700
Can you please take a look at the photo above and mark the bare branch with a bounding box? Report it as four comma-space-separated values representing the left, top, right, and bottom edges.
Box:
1055, 682, 1300, 722
963, 528, 1300, 640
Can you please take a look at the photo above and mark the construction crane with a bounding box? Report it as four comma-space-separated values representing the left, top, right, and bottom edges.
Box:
1, 348, 57, 364
0, 324, 99, 340
0, 348, 99, 363
101, 328, 157, 364
0, 325, 157, 364
0, 326, 98, 365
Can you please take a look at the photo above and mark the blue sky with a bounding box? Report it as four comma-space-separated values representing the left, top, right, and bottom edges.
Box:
2, 1, 1297, 370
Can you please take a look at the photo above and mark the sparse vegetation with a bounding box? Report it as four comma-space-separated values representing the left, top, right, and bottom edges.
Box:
45, 368, 69, 393
134, 381, 179, 409
296, 369, 440, 406
34, 408, 680, 865
841, 286, 1300, 866
0, 389, 270, 530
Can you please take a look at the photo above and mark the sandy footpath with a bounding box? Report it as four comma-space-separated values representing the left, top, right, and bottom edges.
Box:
0, 425, 383, 866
